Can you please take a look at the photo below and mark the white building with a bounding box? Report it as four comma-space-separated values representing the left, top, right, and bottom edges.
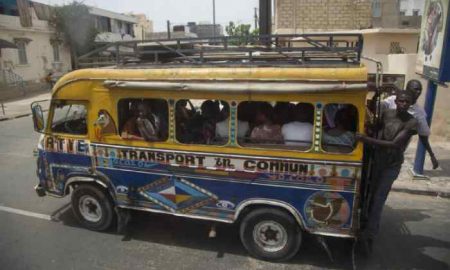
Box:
89, 6, 138, 43
129, 13, 153, 41
400, 0, 425, 16
0, 0, 71, 85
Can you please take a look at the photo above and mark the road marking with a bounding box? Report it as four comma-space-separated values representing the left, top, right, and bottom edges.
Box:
0, 205, 52, 221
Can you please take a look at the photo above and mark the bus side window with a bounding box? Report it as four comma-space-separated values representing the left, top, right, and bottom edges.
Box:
322, 103, 358, 153
175, 99, 228, 145
237, 101, 314, 151
118, 98, 168, 142
51, 102, 87, 135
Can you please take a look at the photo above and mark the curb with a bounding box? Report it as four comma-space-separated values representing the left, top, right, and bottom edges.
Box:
391, 186, 450, 198
0, 112, 32, 122
0, 108, 49, 122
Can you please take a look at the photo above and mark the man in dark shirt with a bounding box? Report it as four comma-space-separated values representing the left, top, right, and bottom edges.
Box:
356, 90, 418, 247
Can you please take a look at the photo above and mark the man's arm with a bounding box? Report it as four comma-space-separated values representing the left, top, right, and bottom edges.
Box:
419, 135, 439, 169
356, 128, 413, 148
412, 106, 439, 169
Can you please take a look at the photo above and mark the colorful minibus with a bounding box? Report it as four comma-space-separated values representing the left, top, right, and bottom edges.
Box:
31, 34, 370, 261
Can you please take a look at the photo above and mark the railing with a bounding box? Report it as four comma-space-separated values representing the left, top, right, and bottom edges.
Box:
1, 69, 26, 95
76, 33, 364, 69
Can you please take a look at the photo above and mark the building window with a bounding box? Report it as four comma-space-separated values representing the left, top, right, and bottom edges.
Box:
390, 41, 404, 54
126, 23, 134, 36
118, 98, 168, 142
322, 104, 358, 153
400, 10, 406, 16
413, 9, 419, 16
0, 0, 19, 16
97, 16, 111, 32
16, 42, 28, 65
372, 0, 381, 17
237, 101, 314, 151
52, 43, 60, 62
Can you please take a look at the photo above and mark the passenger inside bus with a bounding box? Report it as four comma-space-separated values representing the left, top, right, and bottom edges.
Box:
119, 99, 168, 142
216, 102, 249, 141
121, 101, 158, 141
281, 103, 314, 148
249, 102, 283, 144
273, 102, 293, 126
176, 99, 226, 145
238, 101, 314, 149
322, 104, 358, 153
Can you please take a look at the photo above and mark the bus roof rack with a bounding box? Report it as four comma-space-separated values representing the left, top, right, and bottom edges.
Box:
76, 33, 363, 69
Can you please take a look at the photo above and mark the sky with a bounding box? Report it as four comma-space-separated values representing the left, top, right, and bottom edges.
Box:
33, 0, 260, 32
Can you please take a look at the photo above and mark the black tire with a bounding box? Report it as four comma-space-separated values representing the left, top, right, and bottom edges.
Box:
71, 184, 115, 231
240, 207, 302, 261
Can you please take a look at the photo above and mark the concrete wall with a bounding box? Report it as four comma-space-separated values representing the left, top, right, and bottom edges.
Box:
274, 0, 372, 33
372, 0, 400, 28
0, 10, 72, 83
131, 14, 153, 41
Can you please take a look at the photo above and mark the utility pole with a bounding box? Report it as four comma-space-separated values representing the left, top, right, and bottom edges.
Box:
167, 20, 171, 39
259, 0, 271, 45
212, 0, 216, 39
254, 7, 258, 30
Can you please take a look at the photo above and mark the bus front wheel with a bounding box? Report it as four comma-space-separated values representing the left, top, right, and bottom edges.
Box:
71, 184, 114, 231
240, 208, 302, 261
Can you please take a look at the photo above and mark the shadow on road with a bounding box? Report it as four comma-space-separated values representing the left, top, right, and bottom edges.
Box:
424, 158, 450, 178
52, 204, 449, 269
359, 206, 450, 270
55, 207, 354, 269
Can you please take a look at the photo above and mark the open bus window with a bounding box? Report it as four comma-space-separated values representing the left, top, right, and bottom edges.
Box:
118, 98, 168, 142
322, 103, 358, 153
175, 99, 228, 145
237, 101, 314, 151
51, 102, 87, 135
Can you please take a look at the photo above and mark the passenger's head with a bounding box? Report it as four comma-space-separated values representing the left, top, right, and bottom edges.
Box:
177, 99, 188, 108
137, 101, 151, 116
334, 108, 354, 131
129, 101, 140, 116
294, 103, 314, 123
406, 79, 422, 104
395, 91, 413, 113
254, 102, 274, 125
201, 100, 220, 119
274, 102, 290, 125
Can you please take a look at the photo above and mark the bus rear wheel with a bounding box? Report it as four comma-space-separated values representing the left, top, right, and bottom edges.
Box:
71, 184, 114, 231
240, 208, 302, 261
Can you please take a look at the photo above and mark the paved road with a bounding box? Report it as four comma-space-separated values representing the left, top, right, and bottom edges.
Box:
1, 116, 449, 270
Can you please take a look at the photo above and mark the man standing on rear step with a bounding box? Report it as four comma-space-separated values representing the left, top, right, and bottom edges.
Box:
356, 90, 418, 250
380, 79, 439, 169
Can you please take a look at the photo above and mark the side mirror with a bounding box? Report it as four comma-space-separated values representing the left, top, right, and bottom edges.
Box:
31, 103, 46, 133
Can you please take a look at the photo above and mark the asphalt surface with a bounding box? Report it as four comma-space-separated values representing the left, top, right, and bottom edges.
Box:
0, 116, 449, 270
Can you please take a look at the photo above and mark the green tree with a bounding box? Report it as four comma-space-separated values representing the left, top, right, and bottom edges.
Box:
225, 22, 258, 45
49, 1, 97, 67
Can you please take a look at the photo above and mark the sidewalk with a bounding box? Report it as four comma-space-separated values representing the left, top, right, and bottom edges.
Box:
392, 138, 450, 198
0, 92, 51, 121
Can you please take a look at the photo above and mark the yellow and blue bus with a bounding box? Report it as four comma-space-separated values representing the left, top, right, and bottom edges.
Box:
31, 34, 370, 261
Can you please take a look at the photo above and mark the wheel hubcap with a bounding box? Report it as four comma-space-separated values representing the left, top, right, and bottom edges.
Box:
79, 195, 102, 222
253, 221, 288, 252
